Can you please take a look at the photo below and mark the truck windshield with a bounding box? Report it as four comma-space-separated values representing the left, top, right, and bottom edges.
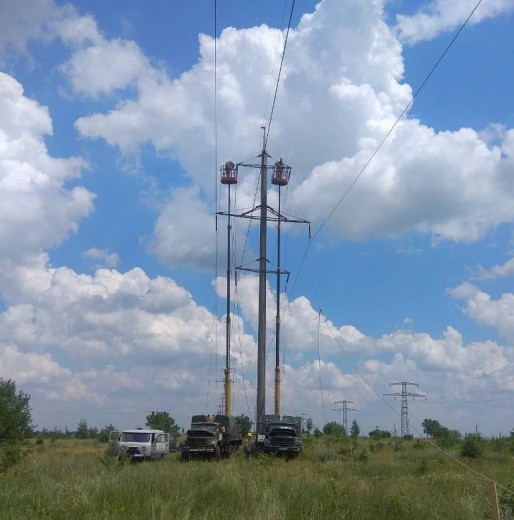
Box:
268, 425, 296, 435
192, 423, 218, 433
120, 432, 151, 442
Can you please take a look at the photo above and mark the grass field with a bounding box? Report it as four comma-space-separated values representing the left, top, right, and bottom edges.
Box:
1, 436, 513, 519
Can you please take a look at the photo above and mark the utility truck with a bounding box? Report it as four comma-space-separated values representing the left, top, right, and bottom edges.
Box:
258, 415, 302, 457
111, 428, 169, 461
181, 414, 242, 460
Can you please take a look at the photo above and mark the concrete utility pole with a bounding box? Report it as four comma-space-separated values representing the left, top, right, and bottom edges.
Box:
334, 400, 357, 433
256, 130, 268, 434
384, 381, 425, 436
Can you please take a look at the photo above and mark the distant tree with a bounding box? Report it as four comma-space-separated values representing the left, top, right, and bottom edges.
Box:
422, 418, 461, 447
40, 427, 66, 439
97, 424, 117, 443
305, 418, 314, 434
0, 379, 32, 441
76, 419, 90, 439
369, 429, 391, 439
350, 419, 360, 439
323, 421, 346, 436
145, 411, 180, 434
0, 378, 33, 470
235, 415, 252, 436
422, 418, 444, 438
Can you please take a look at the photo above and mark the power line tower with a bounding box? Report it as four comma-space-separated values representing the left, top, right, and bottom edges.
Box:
218, 128, 309, 432
333, 400, 357, 433
384, 381, 425, 436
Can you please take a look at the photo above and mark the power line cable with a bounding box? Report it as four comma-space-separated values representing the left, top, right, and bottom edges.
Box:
289, 0, 485, 298
322, 317, 511, 492
265, 0, 296, 148
317, 309, 328, 424
263, 0, 290, 124
207, 0, 220, 411
233, 285, 253, 418
312, 0, 484, 241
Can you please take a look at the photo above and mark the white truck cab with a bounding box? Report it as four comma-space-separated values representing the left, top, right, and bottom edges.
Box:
112, 428, 169, 461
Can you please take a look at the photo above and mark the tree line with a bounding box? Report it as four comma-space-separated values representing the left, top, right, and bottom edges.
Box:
4, 377, 514, 471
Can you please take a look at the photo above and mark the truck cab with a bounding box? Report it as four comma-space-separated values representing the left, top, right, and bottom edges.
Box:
260, 415, 302, 457
112, 428, 169, 461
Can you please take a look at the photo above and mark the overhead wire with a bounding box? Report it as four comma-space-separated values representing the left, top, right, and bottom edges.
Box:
228, 1, 297, 417
317, 309, 328, 424
308, 0, 485, 401
283, 1, 490, 421
265, 0, 296, 148
216, 0, 487, 418
313, 0, 484, 241
218, 0, 509, 494
262, 0, 297, 413
290, 0, 486, 298
323, 318, 510, 490
230, 181, 255, 416
285, 0, 511, 490
207, 0, 219, 412
263, 0, 289, 123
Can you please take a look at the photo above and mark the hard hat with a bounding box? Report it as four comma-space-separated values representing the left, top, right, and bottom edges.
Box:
247, 432, 252, 437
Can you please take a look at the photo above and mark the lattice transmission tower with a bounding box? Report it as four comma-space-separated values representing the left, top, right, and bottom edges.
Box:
333, 400, 357, 434
384, 381, 425, 436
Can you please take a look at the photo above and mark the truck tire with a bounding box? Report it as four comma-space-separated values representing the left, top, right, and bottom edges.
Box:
214, 445, 221, 460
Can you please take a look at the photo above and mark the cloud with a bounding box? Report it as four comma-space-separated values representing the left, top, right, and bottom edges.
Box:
472, 256, 514, 280
295, 124, 514, 242
395, 0, 514, 45
149, 186, 217, 270
0, 72, 94, 272
0, 0, 101, 64
60, 38, 150, 97
0, 344, 105, 405
0, 0, 513, 436
0, 249, 511, 433
69, 0, 514, 250
0, 0, 57, 61
83, 248, 120, 268
450, 282, 514, 341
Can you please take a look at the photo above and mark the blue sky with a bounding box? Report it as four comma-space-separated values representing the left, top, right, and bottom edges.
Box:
1, 0, 514, 437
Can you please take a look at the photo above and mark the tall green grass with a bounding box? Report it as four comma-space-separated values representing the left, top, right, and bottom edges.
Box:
0, 437, 508, 519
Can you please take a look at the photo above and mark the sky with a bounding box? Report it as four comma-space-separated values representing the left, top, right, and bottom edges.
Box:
1, 0, 514, 438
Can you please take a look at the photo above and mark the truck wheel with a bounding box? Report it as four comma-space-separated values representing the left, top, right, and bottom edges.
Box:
214, 446, 221, 460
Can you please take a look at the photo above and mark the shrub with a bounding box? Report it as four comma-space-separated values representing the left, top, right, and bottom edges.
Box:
460, 434, 483, 459
0, 379, 32, 471
357, 449, 368, 463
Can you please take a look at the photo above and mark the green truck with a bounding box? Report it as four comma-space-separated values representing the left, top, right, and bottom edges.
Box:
181, 414, 242, 460
259, 415, 303, 457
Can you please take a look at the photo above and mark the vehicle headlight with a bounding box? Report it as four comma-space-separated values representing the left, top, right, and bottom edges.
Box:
142, 446, 146, 453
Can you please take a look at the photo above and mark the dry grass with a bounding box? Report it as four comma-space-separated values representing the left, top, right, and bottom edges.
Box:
0, 436, 509, 519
